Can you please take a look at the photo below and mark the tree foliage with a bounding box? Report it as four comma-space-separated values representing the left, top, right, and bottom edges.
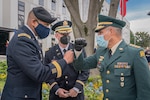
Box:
135, 32, 150, 48
130, 31, 135, 44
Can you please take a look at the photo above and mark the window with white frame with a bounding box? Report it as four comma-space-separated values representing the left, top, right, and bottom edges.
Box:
62, 0, 66, 14
51, 0, 56, 11
18, 1, 25, 29
39, 0, 44, 6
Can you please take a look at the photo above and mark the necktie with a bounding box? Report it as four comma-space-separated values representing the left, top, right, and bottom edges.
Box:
63, 49, 66, 54
109, 49, 112, 58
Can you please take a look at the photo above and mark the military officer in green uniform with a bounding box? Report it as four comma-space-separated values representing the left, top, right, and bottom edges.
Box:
73, 14, 150, 100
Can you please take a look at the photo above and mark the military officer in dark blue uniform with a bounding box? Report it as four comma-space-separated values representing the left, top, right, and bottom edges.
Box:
73, 14, 150, 100
1, 7, 74, 100
44, 20, 89, 100
145, 49, 150, 67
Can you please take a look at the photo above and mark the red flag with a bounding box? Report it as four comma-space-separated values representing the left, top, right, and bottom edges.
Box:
120, 0, 128, 17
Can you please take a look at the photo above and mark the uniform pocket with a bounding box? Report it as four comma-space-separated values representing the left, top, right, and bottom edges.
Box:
13, 87, 37, 99
114, 68, 131, 76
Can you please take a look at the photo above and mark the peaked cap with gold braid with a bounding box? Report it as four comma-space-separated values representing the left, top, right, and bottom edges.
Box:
52, 20, 72, 33
95, 14, 126, 32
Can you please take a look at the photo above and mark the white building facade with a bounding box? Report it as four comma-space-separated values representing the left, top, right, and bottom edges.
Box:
0, 0, 130, 55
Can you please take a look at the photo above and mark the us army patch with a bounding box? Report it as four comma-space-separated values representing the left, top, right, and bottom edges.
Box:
45, 48, 49, 52
18, 33, 31, 39
139, 50, 145, 57
52, 68, 57, 74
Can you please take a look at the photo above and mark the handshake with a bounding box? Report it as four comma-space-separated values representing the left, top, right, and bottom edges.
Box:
74, 38, 87, 51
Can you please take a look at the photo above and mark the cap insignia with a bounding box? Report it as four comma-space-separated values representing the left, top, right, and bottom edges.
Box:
63, 21, 68, 26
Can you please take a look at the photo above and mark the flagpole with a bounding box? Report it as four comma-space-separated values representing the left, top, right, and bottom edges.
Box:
121, 0, 124, 20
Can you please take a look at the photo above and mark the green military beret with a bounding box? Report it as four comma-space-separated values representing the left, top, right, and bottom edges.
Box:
95, 14, 126, 32
32, 7, 57, 24
52, 20, 72, 33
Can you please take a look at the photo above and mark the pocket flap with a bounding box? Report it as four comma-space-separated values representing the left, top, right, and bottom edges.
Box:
13, 87, 37, 98
114, 68, 131, 76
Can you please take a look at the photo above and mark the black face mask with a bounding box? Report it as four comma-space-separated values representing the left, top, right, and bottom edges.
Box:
60, 35, 70, 44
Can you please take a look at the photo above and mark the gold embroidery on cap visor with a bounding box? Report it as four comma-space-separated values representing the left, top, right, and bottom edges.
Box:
55, 26, 72, 33
95, 22, 113, 32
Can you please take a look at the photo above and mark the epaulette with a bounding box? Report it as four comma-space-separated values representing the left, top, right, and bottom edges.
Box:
129, 44, 140, 48
45, 48, 50, 52
18, 33, 31, 39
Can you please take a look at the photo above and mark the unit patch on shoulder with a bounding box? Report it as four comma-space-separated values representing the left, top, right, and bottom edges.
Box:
18, 33, 31, 39
139, 50, 145, 57
129, 44, 140, 48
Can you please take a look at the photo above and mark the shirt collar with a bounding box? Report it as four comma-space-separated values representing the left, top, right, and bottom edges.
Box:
111, 40, 122, 55
25, 24, 38, 39
59, 44, 69, 55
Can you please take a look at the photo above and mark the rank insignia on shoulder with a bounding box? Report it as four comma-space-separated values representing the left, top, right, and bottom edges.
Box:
139, 50, 145, 57
45, 48, 49, 52
18, 33, 31, 39
129, 44, 140, 48
119, 48, 123, 51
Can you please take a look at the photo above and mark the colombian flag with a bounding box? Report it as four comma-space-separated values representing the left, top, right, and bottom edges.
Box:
120, 0, 128, 17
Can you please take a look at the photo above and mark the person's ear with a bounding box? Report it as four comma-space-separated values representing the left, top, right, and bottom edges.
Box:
31, 19, 38, 28
55, 32, 60, 39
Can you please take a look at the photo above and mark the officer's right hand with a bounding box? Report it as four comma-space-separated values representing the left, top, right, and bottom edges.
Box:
63, 50, 74, 64
57, 88, 69, 98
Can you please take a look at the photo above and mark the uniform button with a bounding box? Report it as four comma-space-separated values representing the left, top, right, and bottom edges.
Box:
121, 73, 124, 76
66, 81, 68, 84
24, 95, 28, 98
106, 89, 109, 93
65, 76, 68, 79
105, 98, 109, 100
106, 80, 110, 83
106, 70, 110, 74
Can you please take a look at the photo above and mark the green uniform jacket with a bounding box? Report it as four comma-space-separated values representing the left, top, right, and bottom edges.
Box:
74, 40, 150, 100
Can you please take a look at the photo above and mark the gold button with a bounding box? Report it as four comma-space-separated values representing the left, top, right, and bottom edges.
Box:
106, 89, 109, 93
106, 98, 109, 100
120, 82, 124, 87
120, 77, 124, 81
24, 95, 28, 98
106, 80, 110, 83
106, 70, 110, 74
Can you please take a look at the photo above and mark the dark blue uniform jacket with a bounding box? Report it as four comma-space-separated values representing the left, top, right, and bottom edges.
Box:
1, 26, 67, 100
44, 44, 89, 100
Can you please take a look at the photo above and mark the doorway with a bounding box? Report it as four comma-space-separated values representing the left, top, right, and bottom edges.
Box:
0, 32, 9, 55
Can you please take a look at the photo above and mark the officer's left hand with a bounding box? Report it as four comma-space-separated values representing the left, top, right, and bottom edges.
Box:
68, 88, 78, 97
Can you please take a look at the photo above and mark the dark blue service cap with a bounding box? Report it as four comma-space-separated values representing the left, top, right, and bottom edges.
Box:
52, 20, 72, 33
32, 7, 57, 24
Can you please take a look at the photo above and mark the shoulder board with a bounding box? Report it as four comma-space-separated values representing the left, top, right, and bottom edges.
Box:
18, 33, 31, 39
45, 48, 50, 52
129, 44, 140, 48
